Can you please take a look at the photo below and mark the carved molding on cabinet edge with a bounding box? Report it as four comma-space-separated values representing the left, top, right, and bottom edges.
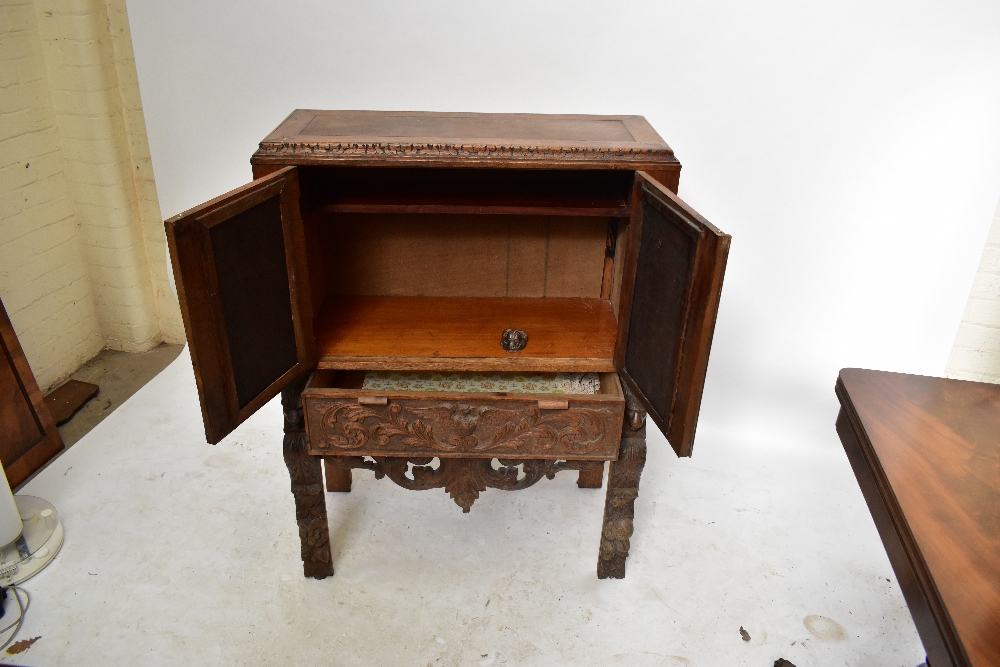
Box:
314, 401, 614, 456
256, 141, 676, 162
325, 456, 603, 512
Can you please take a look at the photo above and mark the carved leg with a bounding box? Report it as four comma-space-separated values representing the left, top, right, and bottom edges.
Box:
282, 376, 334, 579
597, 385, 647, 579
577, 463, 605, 489
324, 458, 352, 492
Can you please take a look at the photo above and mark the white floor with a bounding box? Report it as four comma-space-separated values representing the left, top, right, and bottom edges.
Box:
8, 350, 925, 666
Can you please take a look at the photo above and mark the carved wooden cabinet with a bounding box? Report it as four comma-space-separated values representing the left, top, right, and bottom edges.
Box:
165, 110, 730, 579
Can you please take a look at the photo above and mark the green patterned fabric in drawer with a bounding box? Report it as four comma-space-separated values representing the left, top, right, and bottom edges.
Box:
361, 371, 600, 395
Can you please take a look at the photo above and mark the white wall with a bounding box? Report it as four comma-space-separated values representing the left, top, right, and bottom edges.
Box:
0, 0, 184, 391
0, 0, 104, 390
125, 0, 1000, 446
947, 198, 1000, 382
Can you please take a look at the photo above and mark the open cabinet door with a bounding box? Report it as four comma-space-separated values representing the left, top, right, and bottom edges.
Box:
166, 167, 316, 444
616, 172, 730, 457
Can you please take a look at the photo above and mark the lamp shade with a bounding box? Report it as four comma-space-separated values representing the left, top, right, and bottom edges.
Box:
0, 466, 23, 547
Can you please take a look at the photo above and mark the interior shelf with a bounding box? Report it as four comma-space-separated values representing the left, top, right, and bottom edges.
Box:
299, 167, 633, 218
315, 296, 618, 372
312, 201, 628, 217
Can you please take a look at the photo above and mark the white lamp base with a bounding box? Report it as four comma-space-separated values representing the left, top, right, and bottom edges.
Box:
0, 496, 63, 586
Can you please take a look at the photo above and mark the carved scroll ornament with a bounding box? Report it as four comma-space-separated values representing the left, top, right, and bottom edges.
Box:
326, 456, 603, 513
312, 400, 615, 457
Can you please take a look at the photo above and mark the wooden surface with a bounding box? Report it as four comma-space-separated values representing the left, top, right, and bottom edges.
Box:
253, 110, 680, 171
44, 379, 99, 424
325, 455, 606, 513
282, 374, 333, 579
597, 383, 647, 578
836, 369, 1000, 667
615, 172, 730, 457
314, 296, 617, 372
317, 213, 609, 299
0, 297, 63, 487
303, 371, 623, 460
299, 166, 632, 217
168, 109, 730, 580
165, 167, 317, 444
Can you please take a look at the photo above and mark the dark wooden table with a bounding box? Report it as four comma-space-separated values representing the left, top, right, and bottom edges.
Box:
836, 369, 1000, 667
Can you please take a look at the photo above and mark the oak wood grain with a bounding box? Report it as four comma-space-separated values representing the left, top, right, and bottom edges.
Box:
836, 369, 1000, 667
314, 296, 617, 372
614, 172, 730, 457
253, 110, 680, 171
316, 214, 608, 299
168, 110, 730, 580
303, 371, 624, 460
164, 167, 317, 444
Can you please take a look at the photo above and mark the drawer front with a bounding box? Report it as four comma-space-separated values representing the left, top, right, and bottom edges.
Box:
303, 391, 624, 460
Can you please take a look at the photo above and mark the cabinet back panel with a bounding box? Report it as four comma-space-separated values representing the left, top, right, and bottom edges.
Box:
299, 167, 633, 214
319, 214, 607, 298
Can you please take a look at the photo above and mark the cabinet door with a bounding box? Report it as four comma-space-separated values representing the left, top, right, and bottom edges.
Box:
616, 172, 730, 457
0, 297, 63, 486
166, 167, 316, 444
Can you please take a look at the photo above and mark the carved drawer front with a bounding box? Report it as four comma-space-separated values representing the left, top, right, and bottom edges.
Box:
302, 371, 625, 460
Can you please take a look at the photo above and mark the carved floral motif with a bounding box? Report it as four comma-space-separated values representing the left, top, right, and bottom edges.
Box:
314, 400, 612, 456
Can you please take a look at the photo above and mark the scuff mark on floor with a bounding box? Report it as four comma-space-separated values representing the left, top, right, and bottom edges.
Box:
6, 635, 40, 655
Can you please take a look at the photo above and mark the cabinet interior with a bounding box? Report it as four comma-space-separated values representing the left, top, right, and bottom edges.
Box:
297, 167, 635, 372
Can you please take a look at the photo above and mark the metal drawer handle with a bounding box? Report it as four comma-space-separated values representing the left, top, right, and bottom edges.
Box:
501, 328, 528, 352
537, 399, 569, 410
358, 396, 388, 405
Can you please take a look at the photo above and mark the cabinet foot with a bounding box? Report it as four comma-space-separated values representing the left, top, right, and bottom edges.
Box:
577, 464, 604, 489
324, 459, 352, 492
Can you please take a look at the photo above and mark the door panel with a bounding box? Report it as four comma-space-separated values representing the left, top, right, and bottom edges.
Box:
0, 297, 63, 487
166, 167, 316, 444
616, 172, 729, 457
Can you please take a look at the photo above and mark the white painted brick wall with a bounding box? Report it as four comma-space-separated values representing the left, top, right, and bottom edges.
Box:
35, 0, 161, 352
0, 0, 104, 391
0, 0, 183, 391
947, 198, 1000, 383
105, 0, 183, 343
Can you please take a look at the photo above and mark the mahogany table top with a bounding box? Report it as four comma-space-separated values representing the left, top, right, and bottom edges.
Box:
835, 369, 1000, 667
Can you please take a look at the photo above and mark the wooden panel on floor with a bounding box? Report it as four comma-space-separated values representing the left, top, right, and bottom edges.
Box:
44, 380, 99, 425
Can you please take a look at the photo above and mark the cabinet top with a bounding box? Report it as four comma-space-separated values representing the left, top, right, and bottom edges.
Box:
252, 110, 679, 169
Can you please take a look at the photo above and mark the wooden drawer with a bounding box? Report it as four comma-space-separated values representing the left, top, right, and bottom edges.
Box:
302, 371, 625, 460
